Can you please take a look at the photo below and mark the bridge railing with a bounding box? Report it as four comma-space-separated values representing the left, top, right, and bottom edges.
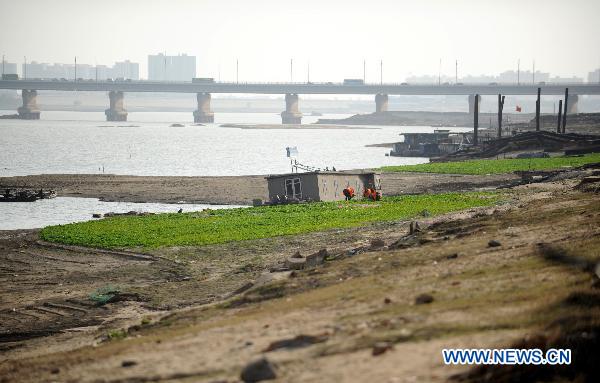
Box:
2, 79, 596, 87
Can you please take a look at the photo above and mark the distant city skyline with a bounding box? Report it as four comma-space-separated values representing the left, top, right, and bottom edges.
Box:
1, 0, 599, 83
7, 60, 140, 81
2, 56, 598, 84
3, 55, 598, 85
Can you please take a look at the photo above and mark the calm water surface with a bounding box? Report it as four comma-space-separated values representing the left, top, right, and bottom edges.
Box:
0, 111, 471, 177
0, 197, 242, 230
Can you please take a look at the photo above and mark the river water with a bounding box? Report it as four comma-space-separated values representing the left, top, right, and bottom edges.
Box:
0, 111, 470, 229
0, 197, 243, 230
0, 111, 474, 177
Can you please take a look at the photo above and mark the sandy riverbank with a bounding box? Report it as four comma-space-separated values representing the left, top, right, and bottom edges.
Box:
219, 123, 379, 130
0, 172, 520, 205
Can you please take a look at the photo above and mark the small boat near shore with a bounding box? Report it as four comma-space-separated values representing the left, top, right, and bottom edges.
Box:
0, 189, 57, 202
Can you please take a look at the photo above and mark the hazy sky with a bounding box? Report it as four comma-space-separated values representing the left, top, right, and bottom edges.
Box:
1, 0, 599, 82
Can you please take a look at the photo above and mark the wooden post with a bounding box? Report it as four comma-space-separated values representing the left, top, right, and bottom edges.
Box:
557, 100, 562, 133
535, 88, 541, 131
473, 94, 479, 146
562, 88, 569, 133
497, 94, 505, 138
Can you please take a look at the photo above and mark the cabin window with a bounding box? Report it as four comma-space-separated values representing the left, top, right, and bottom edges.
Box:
285, 178, 302, 199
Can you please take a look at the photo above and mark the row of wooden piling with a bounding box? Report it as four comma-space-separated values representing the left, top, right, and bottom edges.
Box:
535, 88, 570, 133
472, 88, 571, 145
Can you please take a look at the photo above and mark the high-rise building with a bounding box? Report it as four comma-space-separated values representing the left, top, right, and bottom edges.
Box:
1, 61, 17, 75
588, 69, 600, 83
148, 53, 196, 81
94, 65, 109, 80
19, 60, 139, 80
22, 62, 63, 79
113, 60, 139, 80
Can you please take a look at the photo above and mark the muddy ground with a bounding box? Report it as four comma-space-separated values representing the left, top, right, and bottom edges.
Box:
0, 172, 519, 205
0, 175, 599, 382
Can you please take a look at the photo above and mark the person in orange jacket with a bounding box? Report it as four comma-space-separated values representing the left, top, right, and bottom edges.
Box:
343, 187, 355, 201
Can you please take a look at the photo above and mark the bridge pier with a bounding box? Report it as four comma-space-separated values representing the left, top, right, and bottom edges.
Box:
567, 94, 579, 114
468, 94, 482, 114
105, 91, 128, 121
17, 90, 41, 120
281, 93, 302, 124
375, 93, 389, 113
193, 93, 215, 123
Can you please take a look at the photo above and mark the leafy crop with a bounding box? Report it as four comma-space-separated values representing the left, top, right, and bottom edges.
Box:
40, 193, 498, 249
381, 153, 600, 175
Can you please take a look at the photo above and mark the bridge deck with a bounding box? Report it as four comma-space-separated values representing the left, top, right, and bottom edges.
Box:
1, 80, 599, 95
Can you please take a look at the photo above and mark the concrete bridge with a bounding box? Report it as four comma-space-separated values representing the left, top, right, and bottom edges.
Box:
1, 79, 599, 123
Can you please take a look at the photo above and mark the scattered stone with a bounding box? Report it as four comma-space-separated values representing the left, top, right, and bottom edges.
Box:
347, 248, 360, 257
285, 250, 308, 269
92, 213, 102, 218
240, 358, 277, 382
285, 256, 306, 270
415, 293, 434, 305
420, 210, 431, 217
291, 251, 303, 258
488, 239, 502, 247
306, 249, 328, 267
177, 208, 183, 213
50, 368, 60, 374
263, 333, 329, 352
121, 360, 137, 368
372, 341, 393, 356
384, 297, 392, 304
370, 238, 385, 249
446, 253, 458, 259
170, 123, 185, 127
